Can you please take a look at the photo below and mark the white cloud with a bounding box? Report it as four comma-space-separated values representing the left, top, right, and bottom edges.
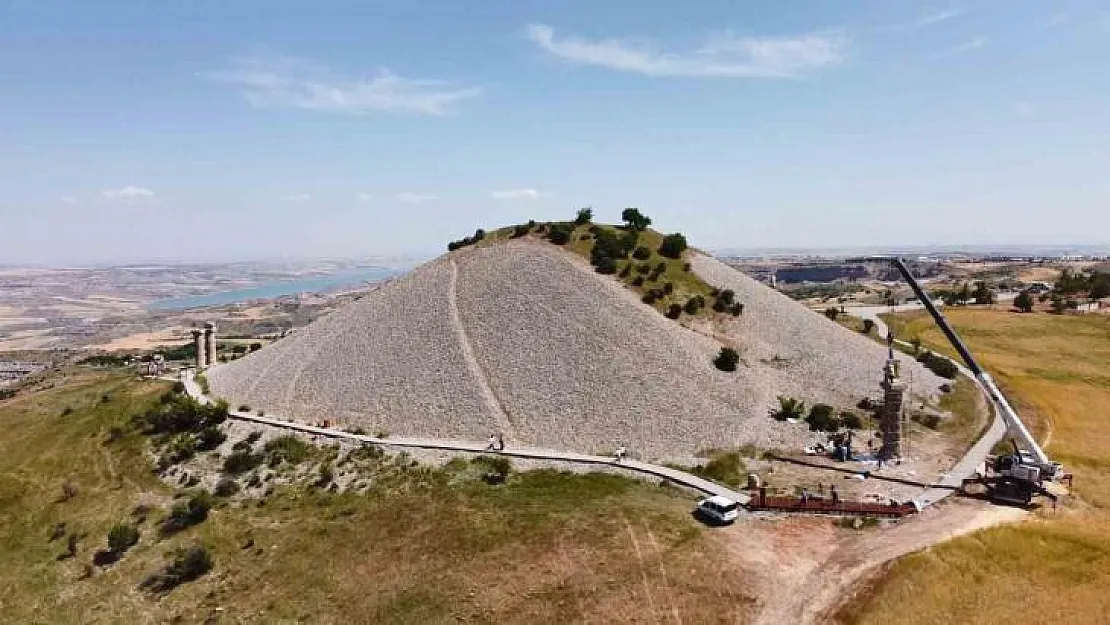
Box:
491, 189, 547, 200
209, 51, 481, 116
882, 9, 964, 32
935, 37, 986, 58
525, 23, 847, 79
60, 196, 77, 205
356, 193, 373, 202
102, 186, 155, 200
279, 194, 311, 202
396, 192, 436, 204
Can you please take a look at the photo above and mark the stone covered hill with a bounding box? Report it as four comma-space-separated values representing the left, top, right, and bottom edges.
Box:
209, 216, 941, 461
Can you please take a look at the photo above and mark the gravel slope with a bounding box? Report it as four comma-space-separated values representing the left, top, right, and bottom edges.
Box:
210, 240, 942, 461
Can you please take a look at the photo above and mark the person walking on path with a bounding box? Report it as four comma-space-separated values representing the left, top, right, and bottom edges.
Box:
614, 446, 627, 463
487, 434, 497, 451
496, 433, 505, 451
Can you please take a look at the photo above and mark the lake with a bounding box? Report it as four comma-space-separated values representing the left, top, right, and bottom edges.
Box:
149, 267, 403, 311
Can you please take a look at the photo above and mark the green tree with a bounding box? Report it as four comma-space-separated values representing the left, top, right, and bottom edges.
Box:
658, 233, 688, 259
824, 307, 840, 320
621, 208, 652, 231
1014, 290, 1034, 313
972, 281, 995, 305
574, 207, 593, 225
548, 223, 574, 245
769, 396, 806, 421
805, 404, 839, 432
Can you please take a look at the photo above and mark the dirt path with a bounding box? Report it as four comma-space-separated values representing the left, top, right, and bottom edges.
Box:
728, 499, 1027, 625
447, 257, 519, 441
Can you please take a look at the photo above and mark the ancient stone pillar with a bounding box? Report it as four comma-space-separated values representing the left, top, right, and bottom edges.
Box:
191, 329, 204, 369
203, 322, 216, 367
879, 354, 905, 459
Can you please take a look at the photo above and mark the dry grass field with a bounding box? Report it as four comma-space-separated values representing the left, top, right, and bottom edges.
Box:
0, 370, 754, 624
839, 308, 1110, 624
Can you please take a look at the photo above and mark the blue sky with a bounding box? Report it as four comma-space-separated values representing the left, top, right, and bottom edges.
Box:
2, 1, 1109, 264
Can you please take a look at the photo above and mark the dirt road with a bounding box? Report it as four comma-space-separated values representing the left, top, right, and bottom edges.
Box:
720, 499, 1027, 625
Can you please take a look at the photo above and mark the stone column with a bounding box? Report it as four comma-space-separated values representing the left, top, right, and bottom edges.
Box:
191, 329, 204, 369
879, 358, 905, 459
203, 322, 216, 367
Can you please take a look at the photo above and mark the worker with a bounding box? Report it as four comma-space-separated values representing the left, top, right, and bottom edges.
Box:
830, 485, 839, 506
487, 434, 497, 451
615, 446, 627, 462
800, 489, 809, 506
496, 433, 505, 451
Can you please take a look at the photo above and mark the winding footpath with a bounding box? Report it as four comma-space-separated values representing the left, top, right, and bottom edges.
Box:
183, 369, 749, 504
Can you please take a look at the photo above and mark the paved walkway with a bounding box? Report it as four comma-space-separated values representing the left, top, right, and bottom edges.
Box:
183, 371, 749, 504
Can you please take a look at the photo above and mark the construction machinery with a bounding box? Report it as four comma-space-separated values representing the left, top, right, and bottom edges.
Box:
883, 257, 1066, 505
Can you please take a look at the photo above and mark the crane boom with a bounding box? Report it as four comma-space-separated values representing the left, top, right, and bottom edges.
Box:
883, 257, 1057, 475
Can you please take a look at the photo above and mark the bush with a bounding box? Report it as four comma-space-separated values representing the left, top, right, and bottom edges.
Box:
141, 544, 212, 593
447, 228, 487, 251
631, 276, 645, 287
730, 303, 743, 316
769, 396, 806, 421
107, 523, 140, 554
618, 264, 631, 278
574, 208, 593, 225
689, 452, 743, 487
249, 342, 262, 352
632, 246, 651, 260
213, 478, 240, 497
658, 233, 688, 259
665, 304, 683, 319
472, 455, 512, 483
824, 307, 839, 320
862, 319, 875, 334
194, 426, 226, 451
684, 296, 704, 315
840, 411, 864, 430
713, 347, 740, 372
265, 436, 312, 466
548, 223, 574, 245
223, 450, 263, 475
162, 493, 211, 534
594, 255, 618, 275
806, 404, 839, 432
642, 292, 658, 305
917, 351, 958, 379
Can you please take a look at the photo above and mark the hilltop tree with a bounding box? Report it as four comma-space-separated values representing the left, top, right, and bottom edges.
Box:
621, 208, 652, 231
574, 207, 593, 225
1014, 290, 1034, 313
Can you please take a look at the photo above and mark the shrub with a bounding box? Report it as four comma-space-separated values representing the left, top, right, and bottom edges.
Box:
642, 292, 658, 305
447, 228, 487, 251
917, 351, 958, 379
472, 455, 512, 483
806, 404, 839, 432
574, 207, 593, 225
658, 233, 688, 259
511, 223, 531, 238
165, 434, 197, 463
840, 411, 864, 430
195, 426, 226, 451
249, 342, 262, 352
730, 303, 743, 316
213, 478, 240, 497
594, 255, 618, 275
107, 523, 140, 554
862, 319, 875, 334
141, 544, 212, 593
713, 347, 740, 372
690, 452, 744, 487
237, 404, 250, 412
265, 436, 312, 466
548, 223, 574, 245
632, 277, 645, 287
618, 264, 631, 278
665, 304, 683, 319
162, 493, 211, 534
684, 296, 703, 315
770, 397, 806, 421
632, 246, 651, 260
662, 282, 674, 295
223, 450, 263, 475
824, 307, 839, 320
683, 262, 691, 272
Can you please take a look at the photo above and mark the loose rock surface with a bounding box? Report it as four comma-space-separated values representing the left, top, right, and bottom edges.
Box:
210, 239, 942, 461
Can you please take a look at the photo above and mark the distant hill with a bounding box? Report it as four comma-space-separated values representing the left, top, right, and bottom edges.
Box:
210, 223, 941, 460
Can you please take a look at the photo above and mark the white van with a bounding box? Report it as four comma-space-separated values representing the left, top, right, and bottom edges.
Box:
696, 495, 740, 524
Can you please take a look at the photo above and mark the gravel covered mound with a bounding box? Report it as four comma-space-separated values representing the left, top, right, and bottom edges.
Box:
210, 239, 942, 461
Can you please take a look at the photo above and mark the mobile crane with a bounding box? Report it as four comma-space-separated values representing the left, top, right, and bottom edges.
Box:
883, 257, 1066, 505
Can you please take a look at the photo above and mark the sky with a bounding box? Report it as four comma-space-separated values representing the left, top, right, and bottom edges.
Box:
2, 1, 1109, 265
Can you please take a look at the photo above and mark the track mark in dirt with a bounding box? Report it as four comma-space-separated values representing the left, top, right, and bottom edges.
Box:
447, 257, 519, 441
643, 524, 683, 625
622, 515, 659, 623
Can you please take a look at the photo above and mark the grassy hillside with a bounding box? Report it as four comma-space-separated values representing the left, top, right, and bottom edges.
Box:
839, 309, 1110, 624
0, 369, 753, 624
470, 219, 731, 320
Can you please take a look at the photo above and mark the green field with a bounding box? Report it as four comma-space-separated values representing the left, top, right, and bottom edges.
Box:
839, 308, 1110, 624
0, 369, 753, 624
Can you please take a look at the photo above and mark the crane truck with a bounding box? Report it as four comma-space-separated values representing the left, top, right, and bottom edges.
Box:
883, 257, 1066, 505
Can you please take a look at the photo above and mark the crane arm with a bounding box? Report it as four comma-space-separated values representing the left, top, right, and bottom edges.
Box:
884, 257, 1054, 470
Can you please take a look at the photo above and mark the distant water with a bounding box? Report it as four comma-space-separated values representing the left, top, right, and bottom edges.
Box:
149, 267, 402, 311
